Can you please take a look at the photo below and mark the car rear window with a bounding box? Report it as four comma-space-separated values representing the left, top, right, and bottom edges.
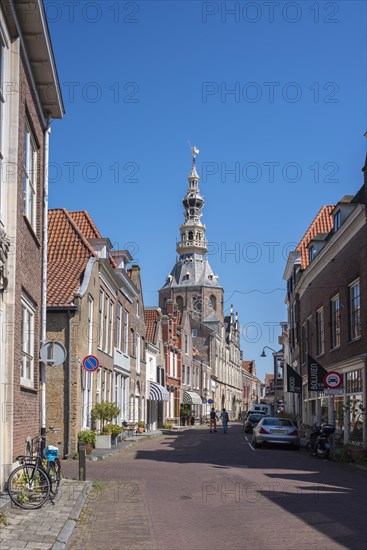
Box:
248, 414, 264, 421
262, 418, 293, 427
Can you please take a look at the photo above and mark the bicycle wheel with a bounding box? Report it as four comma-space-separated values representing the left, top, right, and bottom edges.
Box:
46, 458, 61, 497
7, 463, 50, 509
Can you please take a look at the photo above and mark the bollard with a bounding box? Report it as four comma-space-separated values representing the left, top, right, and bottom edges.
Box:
78, 442, 86, 481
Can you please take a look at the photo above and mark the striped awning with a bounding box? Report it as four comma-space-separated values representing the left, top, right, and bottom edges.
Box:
149, 382, 169, 401
183, 391, 203, 405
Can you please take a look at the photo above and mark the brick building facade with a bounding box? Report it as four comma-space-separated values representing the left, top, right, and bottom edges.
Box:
0, 0, 63, 487
283, 154, 367, 448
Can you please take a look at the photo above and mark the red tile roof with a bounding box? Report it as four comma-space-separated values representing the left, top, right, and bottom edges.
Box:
144, 309, 159, 343
296, 205, 334, 269
48, 209, 96, 306
69, 211, 118, 269
69, 210, 102, 239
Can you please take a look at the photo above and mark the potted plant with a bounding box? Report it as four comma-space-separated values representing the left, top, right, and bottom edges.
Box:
137, 421, 145, 433
91, 401, 121, 449
78, 430, 97, 455
104, 424, 123, 445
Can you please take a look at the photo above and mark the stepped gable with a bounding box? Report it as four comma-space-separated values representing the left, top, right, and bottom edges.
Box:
296, 205, 334, 269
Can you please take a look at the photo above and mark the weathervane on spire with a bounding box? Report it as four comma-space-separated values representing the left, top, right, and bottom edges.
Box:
188, 141, 200, 165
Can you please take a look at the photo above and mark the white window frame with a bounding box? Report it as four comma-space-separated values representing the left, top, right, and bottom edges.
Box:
136, 333, 141, 373
23, 118, 37, 229
98, 289, 104, 349
316, 307, 324, 356
185, 334, 188, 354
187, 365, 191, 386
182, 364, 186, 385
331, 294, 340, 349
116, 303, 122, 351
192, 328, 197, 338
109, 299, 113, 354
20, 296, 35, 388
136, 299, 139, 317
350, 279, 361, 340
88, 295, 94, 354
123, 309, 129, 355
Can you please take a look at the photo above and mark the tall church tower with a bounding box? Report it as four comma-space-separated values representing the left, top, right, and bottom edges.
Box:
159, 148, 223, 324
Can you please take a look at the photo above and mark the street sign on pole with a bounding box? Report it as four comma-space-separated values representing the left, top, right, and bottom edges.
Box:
82, 355, 100, 372
40, 341, 67, 366
324, 371, 342, 389
207, 399, 213, 404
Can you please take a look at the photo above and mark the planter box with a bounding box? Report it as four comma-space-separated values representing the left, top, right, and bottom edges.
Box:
95, 434, 111, 449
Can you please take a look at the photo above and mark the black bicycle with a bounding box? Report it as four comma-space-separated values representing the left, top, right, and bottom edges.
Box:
7, 427, 61, 509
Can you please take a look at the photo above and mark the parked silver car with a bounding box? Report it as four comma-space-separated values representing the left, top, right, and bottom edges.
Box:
252, 417, 300, 449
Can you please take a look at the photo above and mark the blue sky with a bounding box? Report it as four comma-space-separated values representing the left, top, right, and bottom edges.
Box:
46, 0, 366, 381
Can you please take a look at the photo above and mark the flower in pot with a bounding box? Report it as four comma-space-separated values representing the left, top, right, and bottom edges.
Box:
137, 421, 145, 433
78, 430, 97, 455
91, 401, 121, 433
91, 402, 121, 449
104, 424, 123, 444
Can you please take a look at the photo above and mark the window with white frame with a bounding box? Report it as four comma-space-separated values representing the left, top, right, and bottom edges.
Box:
88, 296, 94, 354
136, 299, 139, 317
136, 333, 141, 373
20, 296, 35, 387
98, 289, 103, 349
23, 118, 37, 229
123, 309, 129, 354
350, 279, 361, 340
316, 307, 324, 355
0, 31, 5, 216
333, 210, 341, 231
192, 328, 197, 338
182, 364, 186, 385
331, 294, 340, 349
116, 303, 122, 351
103, 294, 108, 351
185, 334, 188, 354
109, 299, 113, 354
187, 365, 191, 386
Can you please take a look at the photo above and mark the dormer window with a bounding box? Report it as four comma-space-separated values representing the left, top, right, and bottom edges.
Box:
309, 246, 316, 262
333, 210, 341, 231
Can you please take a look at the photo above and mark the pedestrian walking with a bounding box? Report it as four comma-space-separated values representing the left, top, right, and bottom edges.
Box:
220, 408, 229, 433
209, 407, 218, 433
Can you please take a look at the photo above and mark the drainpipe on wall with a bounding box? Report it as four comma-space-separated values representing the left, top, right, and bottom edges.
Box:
40, 123, 51, 440
65, 309, 72, 458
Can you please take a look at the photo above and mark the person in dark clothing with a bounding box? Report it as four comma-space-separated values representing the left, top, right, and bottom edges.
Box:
220, 408, 229, 433
209, 407, 218, 433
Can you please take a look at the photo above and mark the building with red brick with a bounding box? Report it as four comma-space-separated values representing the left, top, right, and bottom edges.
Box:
0, 0, 63, 488
283, 153, 367, 448
46, 209, 146, 454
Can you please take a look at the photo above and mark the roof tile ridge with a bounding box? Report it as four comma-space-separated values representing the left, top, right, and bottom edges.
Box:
70, 209, 102, 238
296, 204, 335, 251
62, 209, 98, 259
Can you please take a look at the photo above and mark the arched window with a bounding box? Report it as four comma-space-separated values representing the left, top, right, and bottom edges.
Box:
209, 294, 217, 311
176, 296, 184, 311
188, 231, 193, 241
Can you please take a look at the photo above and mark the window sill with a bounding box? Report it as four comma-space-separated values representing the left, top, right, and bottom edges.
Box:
20, 383, 37, 394
349, 336, 361, 344
23, 215, 41, 247
330, 346, 340, 352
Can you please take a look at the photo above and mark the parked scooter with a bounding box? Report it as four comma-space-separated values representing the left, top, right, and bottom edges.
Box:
306, 424, 335, 459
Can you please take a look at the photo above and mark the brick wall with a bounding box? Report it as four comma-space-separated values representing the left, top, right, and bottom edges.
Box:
12, 60, 45, 459
299, 225, 367, 371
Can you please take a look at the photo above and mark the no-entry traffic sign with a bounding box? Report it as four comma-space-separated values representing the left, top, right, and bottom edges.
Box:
324, 371, 342, 389
82, 355, 100, 372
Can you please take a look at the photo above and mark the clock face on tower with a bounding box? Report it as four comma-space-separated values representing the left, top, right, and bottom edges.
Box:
191, 295, 202, 318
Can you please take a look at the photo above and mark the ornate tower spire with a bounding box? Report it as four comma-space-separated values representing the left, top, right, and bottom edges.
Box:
176, 146, 208, 257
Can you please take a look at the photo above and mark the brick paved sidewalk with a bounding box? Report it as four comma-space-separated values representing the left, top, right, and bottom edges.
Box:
0, 479, 91, 550
67, 480, 158, 550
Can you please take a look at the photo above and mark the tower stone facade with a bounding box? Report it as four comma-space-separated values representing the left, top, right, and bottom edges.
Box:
159, 148, 243, 417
